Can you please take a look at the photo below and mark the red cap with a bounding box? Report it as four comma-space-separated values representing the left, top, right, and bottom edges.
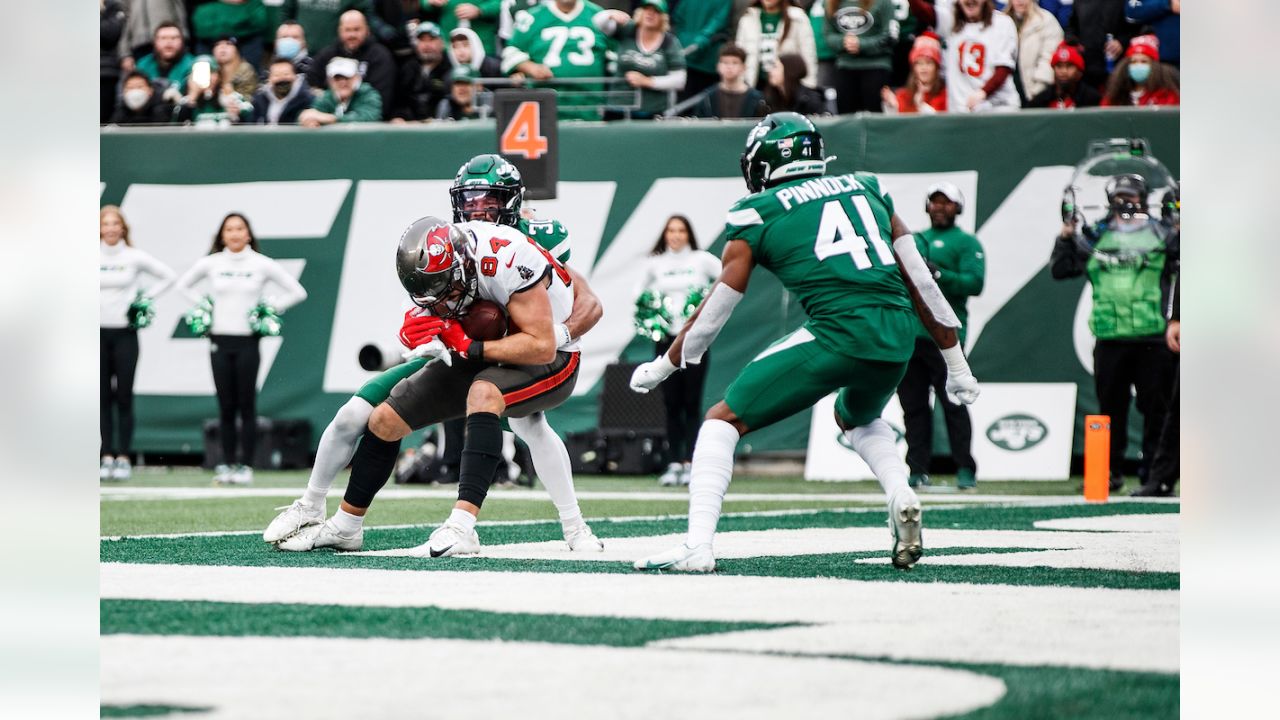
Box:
1126, 34, 1160, 62
1050, 42, 1085, 72
908, 32, 942, 66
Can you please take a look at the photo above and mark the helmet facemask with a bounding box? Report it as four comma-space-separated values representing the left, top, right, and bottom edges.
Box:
451, 186, 521, 226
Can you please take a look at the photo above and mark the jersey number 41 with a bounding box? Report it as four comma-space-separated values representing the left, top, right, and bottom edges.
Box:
814, 196, 896, 270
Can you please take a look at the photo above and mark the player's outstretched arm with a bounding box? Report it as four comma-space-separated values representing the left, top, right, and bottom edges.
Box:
564, 265, 603, 342
889, 214, 980, 405
630, 240, 755, 393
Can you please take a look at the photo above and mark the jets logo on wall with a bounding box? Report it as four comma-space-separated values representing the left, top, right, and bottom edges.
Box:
986, 414, 1049, 451
834, 7, 874, 35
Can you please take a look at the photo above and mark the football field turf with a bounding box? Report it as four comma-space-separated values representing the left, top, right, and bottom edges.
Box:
101, 470, 1179, 719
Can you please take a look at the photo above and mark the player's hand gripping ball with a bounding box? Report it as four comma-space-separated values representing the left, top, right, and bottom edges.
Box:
459, 299, 508, 341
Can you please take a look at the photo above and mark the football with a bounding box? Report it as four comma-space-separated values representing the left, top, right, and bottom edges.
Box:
460, 299, 508, 340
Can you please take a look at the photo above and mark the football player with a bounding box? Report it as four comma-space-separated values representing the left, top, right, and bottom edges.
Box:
268, 155, 604, 553
631, 112, 981, 572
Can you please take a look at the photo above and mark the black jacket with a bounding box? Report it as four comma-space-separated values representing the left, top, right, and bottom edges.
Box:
765, 85, 827, 116
690, 85, 769, 119
1027, 81, 1102, 109
108, 95, 175, 125
101, 0, 126, 78
251, 80, 314, 124
1068, 0, 1138, 88
306, 38, 398, 119
394, 60, 454, 121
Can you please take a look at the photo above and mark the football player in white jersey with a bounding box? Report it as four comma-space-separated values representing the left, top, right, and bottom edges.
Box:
935, 0, 1020, 112
281, 216, 587, 557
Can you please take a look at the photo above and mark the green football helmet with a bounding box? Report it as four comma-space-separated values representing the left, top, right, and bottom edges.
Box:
740, 112, 826, 194
450, 153, 524, 226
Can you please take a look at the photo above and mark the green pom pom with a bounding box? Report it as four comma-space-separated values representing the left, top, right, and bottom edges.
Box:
249, 302, 283, 337
127, 292, 155, 330
634, 289, 674, 340
183, 296, 214, 338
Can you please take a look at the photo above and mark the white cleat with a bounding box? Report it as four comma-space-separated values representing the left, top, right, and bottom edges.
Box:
563, 522, 604, 552
658, 462, 683, 487
212, 464, 233, 485
263, 499, 325, 543
100, 456, 115, 481
276, 519, 363, 552
633, 543, 715, 572
112, 457, 132, 481
415, 521, 482, 558
888, 489, 924, 569
226, 465, 253, 485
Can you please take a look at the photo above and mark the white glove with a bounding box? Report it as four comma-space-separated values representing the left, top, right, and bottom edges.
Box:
401, 336, 452, 367
629, 353, 678, 394
940, 345, 980, 405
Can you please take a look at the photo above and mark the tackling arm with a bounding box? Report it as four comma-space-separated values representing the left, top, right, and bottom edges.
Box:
563, 265, 603, 342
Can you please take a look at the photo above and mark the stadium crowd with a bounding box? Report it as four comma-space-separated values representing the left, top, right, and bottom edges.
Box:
100, 0, 1180, 125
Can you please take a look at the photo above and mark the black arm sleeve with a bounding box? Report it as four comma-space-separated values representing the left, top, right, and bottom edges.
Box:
1049, 233, 1088, 279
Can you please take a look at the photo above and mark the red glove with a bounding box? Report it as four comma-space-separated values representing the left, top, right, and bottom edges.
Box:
437, 319, 474, 356
398, 310, 446, 349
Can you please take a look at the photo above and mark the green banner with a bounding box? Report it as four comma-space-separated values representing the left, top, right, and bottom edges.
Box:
100, 109, 1178, 457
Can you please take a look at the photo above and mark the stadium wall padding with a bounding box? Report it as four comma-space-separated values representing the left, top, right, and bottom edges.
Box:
100, 108, 1179, 458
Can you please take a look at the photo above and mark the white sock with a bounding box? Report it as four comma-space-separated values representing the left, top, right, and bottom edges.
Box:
686, 419, 740, 548
449, 507, 477, 532
330, 507, 364, 536
845, 419, 912, 507
303, 397, 374, 508
509, 414, 584, 528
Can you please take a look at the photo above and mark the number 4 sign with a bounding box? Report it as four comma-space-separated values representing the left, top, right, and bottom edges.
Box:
494, 89, 559, 200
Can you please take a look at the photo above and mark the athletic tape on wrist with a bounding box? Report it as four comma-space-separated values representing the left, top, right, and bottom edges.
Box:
892, 236, 961, 329
681, 284, 743, 366
940, 345, 970, 374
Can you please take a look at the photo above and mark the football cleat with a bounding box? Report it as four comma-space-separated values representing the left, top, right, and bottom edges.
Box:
563, 522, 604, 552
678, 464, 692, 486
888, 489, 924, 570
633, 543, 715, 573
658, 463, 683, 487
227, 465, 253, 485
276, 519, 363, 552
112, 456, 132, 481
263, 499, 325, 543
100, 456, 114, 481
418, 521, 482, 558
212, 464, 233, 485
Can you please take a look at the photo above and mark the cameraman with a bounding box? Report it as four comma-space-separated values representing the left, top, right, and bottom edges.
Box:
1052, 174, 1178, 491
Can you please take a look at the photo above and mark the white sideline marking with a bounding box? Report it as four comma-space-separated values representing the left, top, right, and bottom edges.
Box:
101, 635, 1006, 720
101, 563, 1179, 672
360, 524, 1179, 572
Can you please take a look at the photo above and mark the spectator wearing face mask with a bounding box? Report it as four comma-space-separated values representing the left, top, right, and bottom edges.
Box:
300, 56, 384, 126
1026, 41, 1100, 108
1101, 34, 1178, 107
271, 20, 314, 79
1125, 0, 1179, 68
212, 36, 260, 98
110, 71, 177, 124
252, 57, 313, 124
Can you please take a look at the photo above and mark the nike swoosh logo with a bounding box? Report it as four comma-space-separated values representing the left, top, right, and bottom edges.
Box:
429, 544, 454, 558
505, 256, 515, 267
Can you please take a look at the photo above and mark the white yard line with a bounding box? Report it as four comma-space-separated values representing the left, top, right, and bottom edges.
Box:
100, 563, 1178, 672
101, 635, 1006, 720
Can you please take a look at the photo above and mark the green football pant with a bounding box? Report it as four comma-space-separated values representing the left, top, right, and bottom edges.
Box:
722, 327, 909, 433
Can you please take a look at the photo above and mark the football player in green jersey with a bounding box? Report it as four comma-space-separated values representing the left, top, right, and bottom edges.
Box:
501, 0, 614, 119
631, 112, 981, 573
265, 154, 604, 553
